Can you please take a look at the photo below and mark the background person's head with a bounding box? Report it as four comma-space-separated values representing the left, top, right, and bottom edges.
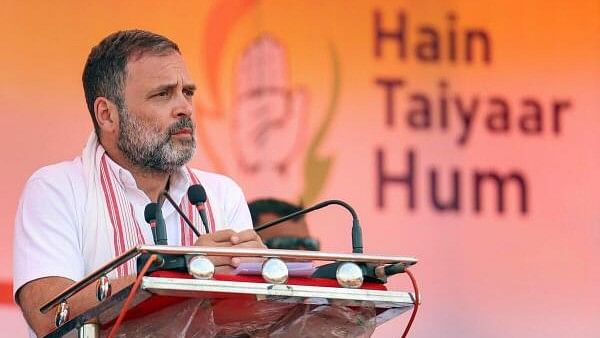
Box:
249, 198, 320, 250
83, 30, 197, 173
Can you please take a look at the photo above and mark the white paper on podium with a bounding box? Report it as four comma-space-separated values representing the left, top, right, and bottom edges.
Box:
233, 261, 316, 277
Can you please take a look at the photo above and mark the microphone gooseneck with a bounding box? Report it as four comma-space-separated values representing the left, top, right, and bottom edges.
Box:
154, 195, 168, 245
160, 191, 200, 237
187, 184, 210, 234
254, 199, 364, 254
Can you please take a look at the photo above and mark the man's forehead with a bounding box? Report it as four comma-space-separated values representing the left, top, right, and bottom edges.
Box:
125, 52, 193, 85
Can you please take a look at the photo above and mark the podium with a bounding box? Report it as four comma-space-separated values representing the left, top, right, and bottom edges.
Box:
40, 245, 418, 337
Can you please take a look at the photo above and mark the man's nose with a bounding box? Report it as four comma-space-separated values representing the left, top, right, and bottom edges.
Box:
173, 92, 193, 118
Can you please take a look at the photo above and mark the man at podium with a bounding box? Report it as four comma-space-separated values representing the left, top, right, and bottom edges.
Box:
12, 30, 265, 337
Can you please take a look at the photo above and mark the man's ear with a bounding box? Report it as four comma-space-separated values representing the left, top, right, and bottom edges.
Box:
94, 97, 119, 134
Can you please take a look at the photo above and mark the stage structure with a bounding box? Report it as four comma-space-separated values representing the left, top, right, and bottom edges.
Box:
39, 246, 419, 337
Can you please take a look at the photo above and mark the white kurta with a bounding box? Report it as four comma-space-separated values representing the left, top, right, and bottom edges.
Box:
12, 154, 252, 297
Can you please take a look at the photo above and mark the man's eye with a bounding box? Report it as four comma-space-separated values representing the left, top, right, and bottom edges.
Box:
184, 90, 194, 97
150, 91, 169, 99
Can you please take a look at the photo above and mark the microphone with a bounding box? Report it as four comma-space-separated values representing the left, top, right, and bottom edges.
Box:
159, 191, 200, 237
374, 263, 406, 279
253, 199, 390, 282
255, 199, 363, 254
137, 192, 195, 274
187, 184, 210, 234
154, 196, 168, 245
144, 203, 159, 244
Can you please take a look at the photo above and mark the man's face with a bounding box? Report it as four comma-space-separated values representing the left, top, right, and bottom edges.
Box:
117, 52, 197, 172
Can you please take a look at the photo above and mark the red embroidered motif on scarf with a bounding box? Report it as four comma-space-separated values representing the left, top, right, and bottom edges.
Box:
99, 156, 129, 276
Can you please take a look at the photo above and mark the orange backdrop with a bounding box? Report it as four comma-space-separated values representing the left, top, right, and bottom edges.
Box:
1, 1, 599, 337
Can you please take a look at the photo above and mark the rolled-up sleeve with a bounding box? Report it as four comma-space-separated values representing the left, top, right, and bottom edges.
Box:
13, 167, 84, 300
224, 177, 253, 232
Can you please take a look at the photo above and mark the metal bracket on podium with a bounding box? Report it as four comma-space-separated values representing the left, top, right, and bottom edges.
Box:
40, 245, 419, 337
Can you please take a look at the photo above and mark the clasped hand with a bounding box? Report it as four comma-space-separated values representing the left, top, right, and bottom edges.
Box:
193, 229, 266, 273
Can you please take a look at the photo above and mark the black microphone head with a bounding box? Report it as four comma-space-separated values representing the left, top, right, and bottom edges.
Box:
144, 203, 158, 224
187, 184, 207, 205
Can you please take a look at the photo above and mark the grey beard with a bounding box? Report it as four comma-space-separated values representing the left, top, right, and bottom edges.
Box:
117, 109, 196, 173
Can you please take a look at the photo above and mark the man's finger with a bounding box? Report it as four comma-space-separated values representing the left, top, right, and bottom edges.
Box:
231, 240, 265, 249
194, 230, 237, 246
194, 238, 235, 248
232, 229, 261, 244
208, 229, 238, 242
206, 241, 236, 248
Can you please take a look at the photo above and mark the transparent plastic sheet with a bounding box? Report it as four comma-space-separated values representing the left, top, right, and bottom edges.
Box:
105, 298, 217, 338
268, 302, 376, 338
101, 297, 376, 338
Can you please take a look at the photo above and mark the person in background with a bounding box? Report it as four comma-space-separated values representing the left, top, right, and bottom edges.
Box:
249, 198, 320, 251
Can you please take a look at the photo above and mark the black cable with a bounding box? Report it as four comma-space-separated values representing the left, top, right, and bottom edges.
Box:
255, 199, 363, 253
160, 191, 201, 237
